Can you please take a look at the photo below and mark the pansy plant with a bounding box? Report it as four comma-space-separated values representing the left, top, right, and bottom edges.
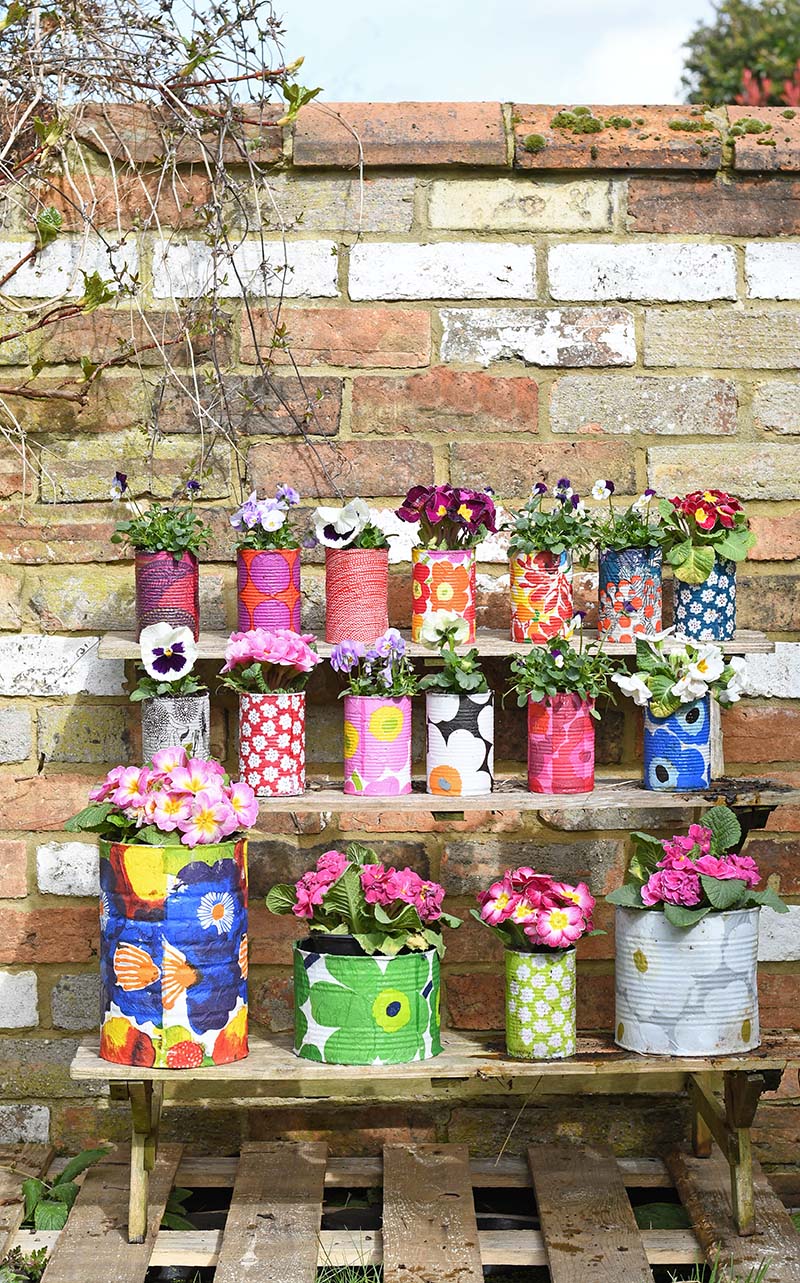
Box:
396, 484, 497, 550
589, 481, 664, 551
508, 616, 617, 718
612, 636, 747, 718
418, 611, 489, 696
231, 485, 301, 550
130, 623, 207, 702
659, 489, 755, 584
110, 474, 210, 560
330, 629, 419, 698
311, 498, 389, 550
606, 806, 787, 928
508, 479, 595, 559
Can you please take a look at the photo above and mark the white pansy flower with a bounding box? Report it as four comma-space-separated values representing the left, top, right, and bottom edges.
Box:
312, 498, 371, 548
612, 672, 653, 706
672, 673, 708, 702
139, 622, 197, 683
591, 480, 612, 501
418, 610, 470, 648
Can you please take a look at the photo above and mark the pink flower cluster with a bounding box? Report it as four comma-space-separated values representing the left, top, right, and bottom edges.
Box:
641, 824, 761, 908
477, 867, 595, 949
88, 746, 259, 848
293, 849, 349, 919
222, 628, 321, 687
361, 863, 446, 924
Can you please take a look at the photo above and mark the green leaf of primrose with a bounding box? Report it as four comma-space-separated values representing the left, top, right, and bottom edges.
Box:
663, 903, 713, 928
671, 544, 715, 584
22, 1178, 46, 1221
704, 804, 741, 853
699, 875, 747, 911
606, 883, 646, 907
747, 886, 790, 914
265, 883, 297, 915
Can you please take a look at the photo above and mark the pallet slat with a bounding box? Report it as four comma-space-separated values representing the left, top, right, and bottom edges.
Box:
529, 1143, 653, 1283
214, 1141, 326, 1283
383, 1144, 483, 1283
0, 1144, 54, 1258
668, 1147, 800, 1283
40, 1146, 182, 1283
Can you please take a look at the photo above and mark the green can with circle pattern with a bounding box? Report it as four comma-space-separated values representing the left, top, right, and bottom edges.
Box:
505, 948, 576, 1060
292, 944, 442, 1065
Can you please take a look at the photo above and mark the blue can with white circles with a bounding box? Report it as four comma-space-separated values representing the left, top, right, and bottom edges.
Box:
643, 696, 711, 792
673, 558, 736, 642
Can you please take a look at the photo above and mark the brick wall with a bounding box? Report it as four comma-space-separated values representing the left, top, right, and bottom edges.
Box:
1, 101, 799, 1162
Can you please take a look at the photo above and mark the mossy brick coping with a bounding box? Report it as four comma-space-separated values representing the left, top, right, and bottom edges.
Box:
66, 100, 800, 172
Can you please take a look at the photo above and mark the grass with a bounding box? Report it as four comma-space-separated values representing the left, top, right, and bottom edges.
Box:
668, 1257, 772, 1283
317, 1269, 381, 1282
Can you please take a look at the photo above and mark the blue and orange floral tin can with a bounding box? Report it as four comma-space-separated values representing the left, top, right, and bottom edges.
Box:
598, 546, 662, 644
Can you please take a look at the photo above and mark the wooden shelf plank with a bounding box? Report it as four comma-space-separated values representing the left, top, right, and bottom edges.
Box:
71, 1029, 800, 1090
252, 776, 800, 813
97, 628, 776, 661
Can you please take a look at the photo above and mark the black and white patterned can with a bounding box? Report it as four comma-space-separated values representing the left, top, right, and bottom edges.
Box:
141, 694, 211, 761
425, 691, 494, 797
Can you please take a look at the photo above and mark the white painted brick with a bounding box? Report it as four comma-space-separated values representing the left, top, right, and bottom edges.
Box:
0, 972, 38, 1029
0, 635, 125, 696
758, 905, 800, 961
36, 841, 100, 897
152, 239, 338, 299
0, 707, 32, 763
743, 643, 800, 700
427, 178, 613, 232
0, 1105, 50, 1144
548, 243, 737, 302
440, 307, 635, 368
746, 244, 800, 300
349, 242, 537, 301
0, 236, 138, 298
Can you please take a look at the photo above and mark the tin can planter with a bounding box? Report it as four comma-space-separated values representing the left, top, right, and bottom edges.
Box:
412, 548, 476, 643
141, 694, 210, 762
238, 692, 305, 796
614, 906, 760, 1056
135, 550, 200, 640
505, 948, 576, 1060
426, 692, 494, 797
237, 548, 301, 633
643, 695, 711, 792
509, 551, 573, 644
527, 692, 595, 794
325, 548, 389, 645
673, 558, 736, 642
293, 939, 441, 1064
343, 695, 411, 795
598, 547, 662, 644
99, 838, 249, 1069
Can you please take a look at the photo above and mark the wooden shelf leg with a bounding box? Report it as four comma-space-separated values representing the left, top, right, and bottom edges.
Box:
690, 1073, 714, 1158
127, 1082, 159, 1243
724, 1072, 766, 1238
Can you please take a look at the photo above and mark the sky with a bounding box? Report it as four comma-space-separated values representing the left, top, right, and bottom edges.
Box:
282, 0, 717, 103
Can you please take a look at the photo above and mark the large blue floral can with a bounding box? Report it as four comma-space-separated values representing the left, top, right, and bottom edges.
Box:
642, 696, 711, 791
99, 839, 249, 1069
598, 547, 662, 644
673, 558, 736, 642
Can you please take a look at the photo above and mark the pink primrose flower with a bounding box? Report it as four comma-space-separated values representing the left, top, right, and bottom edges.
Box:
550, 880, 595, 918
725, 853, 761, 889
111, 766, 152, 812
226, 781, 259, 830
530, 902, 586, 948
415, 880, 446, 923
169, 760, 221, 795
687, 824, 713, 854
292, 871, 329, 919
89, 765, 126, 802
152, 791, 194, 832
478, 875, 518, 925
507, 869, 557, 906
149, 746, 189, 777
385, 867, 424, 906
361, 863, 396, 906
178, 791, 237, 847
222, 628, 320, 676
694, 853, 760, 888
315, 849, 348, 884
641, 868, 702, 907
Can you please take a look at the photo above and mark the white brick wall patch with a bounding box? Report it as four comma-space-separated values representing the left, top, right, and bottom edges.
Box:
743, 643, 800, 699
36, 841, 100, 897
152, 239, 338, 299
746, 244, 800, 300
548, 243, 737, 302
440, 307, 636, 367
758, 905, 800, 961
0, 1105, 50, 1144
0, 636, 125, 696
0, 971, 38, 1029
0, 236, 138, 299
349, 243, 537, 301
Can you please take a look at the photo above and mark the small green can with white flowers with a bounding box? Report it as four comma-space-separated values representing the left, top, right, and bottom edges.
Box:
505, 948, 576, 1060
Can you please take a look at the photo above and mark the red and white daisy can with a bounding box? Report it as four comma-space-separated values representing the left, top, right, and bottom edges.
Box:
238, 692, 305, 796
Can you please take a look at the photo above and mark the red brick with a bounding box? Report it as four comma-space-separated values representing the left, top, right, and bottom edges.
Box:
450, 441, 636, 498
0, 452, 35, 500
249, 1105, 437, 1151
74, 101, 282, 165
749, 513, 800, 562
0, 775, 96, 832
0, 505, 123, 563
514, 105, 721, 171
753, 1102, 800, 1165
444, 967, 614, 1031
250, 971, 294, 1031
160, 373, 340, 438
758, 969, 800, 1028
766, 806, 800, 834
742, 837, 800, 893
0, 906, 98, 963
247, 903, 305, 966
247, 439, 434, 499
0, 840, 27, 898
351, 369, 538, 436
628, 175, 800, 235
737, 574, 800, 632
721, 705, 800, 765
241, 307, 431, 368
0, 376, 151, 435
33, 308, 230, 366
337, 810, 526, 835
728, 106, 800, 173
293, 102, 507, 168
43, 171, 214, 231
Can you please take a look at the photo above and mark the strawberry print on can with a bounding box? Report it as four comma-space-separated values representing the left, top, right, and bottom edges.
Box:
238, 692, 305, 796
325, 548, 389, 644
598, 547, 662, 644
343, 695, 412, 795
527, 692, 595, 794
411, 548, 476, 643
237, 548, 301, 633
135, 550, 200, 640
509, 551, 572, 643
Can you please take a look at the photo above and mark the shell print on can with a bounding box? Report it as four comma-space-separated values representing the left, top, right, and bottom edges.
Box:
293, 945, 441, 1065
99, 838, 249, 1069
412, 548, 476, 643
325, 547, 389, 645
343, 695, 412, 795
237, 548, 301, 633
673, 557, 736, 642
527, 693, 595, 794
238, 692, 305, 796
614, 906, 760, 1055
598, 547, 662, 644
505, 948, 576, 1060
425, 692, 494, 796
135, 550, 200, 640
141, 694, 211, 762
509, 551, 573, 644
642, 696, 711, 792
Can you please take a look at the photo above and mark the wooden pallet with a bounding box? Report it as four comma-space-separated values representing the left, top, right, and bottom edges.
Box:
9, 1142, 798, 1282
98, 627, 776, 660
